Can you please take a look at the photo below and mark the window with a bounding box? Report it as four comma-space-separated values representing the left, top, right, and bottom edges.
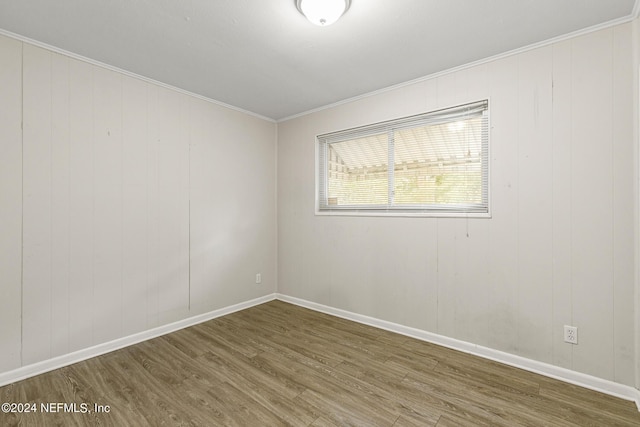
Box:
316, 100, 489, 217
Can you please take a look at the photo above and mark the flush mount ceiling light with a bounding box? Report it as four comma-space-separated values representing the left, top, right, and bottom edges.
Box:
296, 0, 351, 26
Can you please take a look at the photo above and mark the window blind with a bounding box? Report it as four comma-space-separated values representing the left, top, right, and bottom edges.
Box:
317, 100, 489, 216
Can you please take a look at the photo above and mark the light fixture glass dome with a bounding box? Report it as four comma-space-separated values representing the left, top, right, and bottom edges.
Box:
296, 0, 351, 26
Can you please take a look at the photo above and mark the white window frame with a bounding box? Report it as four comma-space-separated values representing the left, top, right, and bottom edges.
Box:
315, 99, 491, 218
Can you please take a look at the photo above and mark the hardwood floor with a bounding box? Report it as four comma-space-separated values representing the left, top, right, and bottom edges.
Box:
1, 300, 638, 426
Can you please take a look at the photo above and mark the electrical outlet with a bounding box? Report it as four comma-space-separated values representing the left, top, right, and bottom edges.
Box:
564, 325, 578, 345
255, 273, 262, 284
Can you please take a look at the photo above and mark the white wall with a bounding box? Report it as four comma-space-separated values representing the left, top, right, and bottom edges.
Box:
0, 35, 22, 372
0, 20, 637, 393
278, 23, 636, 387
0, 34, 277, 372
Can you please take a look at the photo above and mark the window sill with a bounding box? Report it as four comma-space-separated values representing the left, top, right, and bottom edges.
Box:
315, 210, 492, 218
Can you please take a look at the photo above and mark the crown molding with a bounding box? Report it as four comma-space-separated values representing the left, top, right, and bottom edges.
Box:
278, 12, 636, 122
0, 28, 276, 123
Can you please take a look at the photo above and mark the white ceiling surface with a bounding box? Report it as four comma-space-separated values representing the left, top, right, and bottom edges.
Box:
0, 1, 636, 121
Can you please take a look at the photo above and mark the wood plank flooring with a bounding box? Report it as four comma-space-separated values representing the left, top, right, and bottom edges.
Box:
1, 300, 638, 426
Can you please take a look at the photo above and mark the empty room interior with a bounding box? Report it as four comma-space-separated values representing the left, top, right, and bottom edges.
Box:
2, 0, 640, 425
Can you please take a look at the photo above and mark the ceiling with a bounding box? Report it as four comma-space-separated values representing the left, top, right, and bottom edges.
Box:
0, 0, 636, 121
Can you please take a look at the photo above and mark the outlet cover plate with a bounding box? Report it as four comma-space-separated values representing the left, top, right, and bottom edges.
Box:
564, 325, 578, 344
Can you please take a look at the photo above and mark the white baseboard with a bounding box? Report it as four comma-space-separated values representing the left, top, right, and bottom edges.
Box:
276, 293, 640, 411
0, 293, 277, 388
2, 292, 639, 412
